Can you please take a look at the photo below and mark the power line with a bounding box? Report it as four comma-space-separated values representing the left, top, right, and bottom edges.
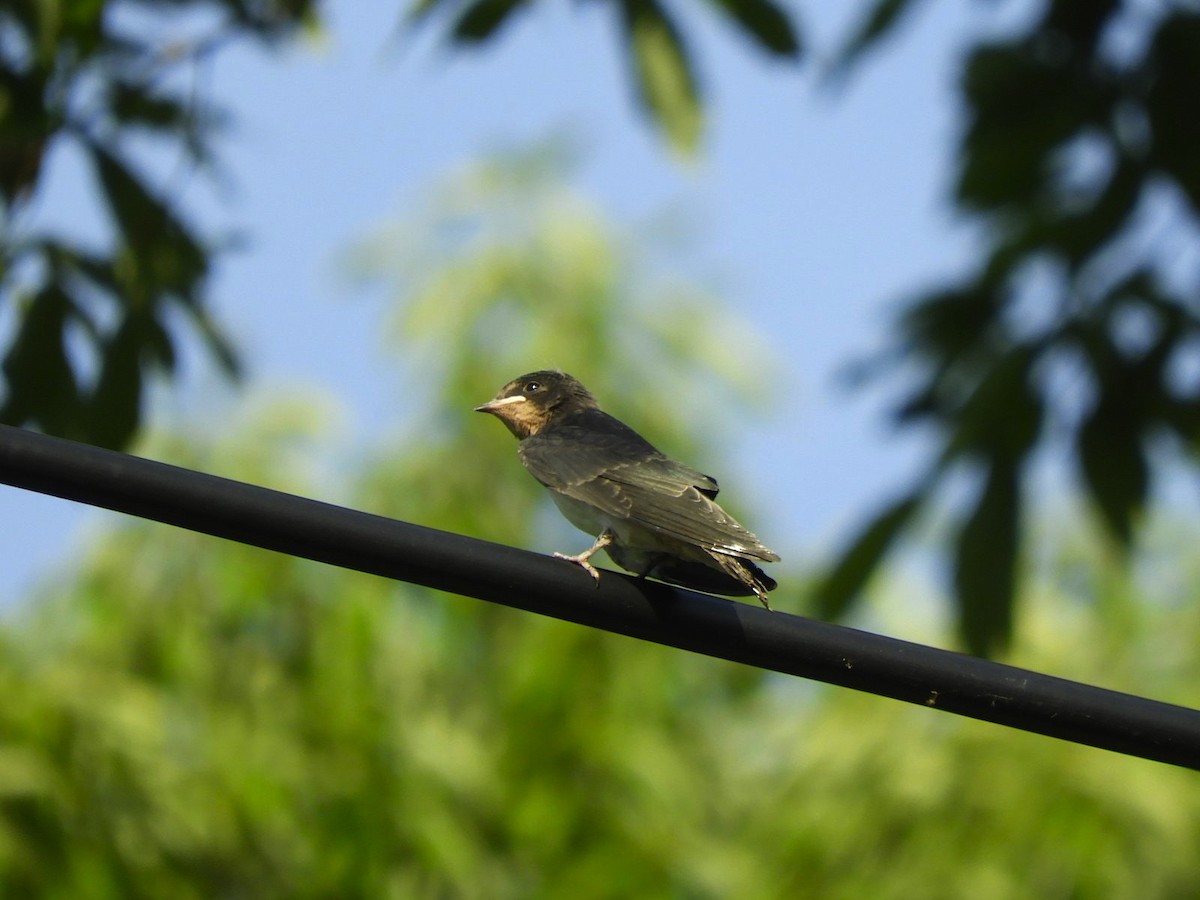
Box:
1, 423, 1197, 769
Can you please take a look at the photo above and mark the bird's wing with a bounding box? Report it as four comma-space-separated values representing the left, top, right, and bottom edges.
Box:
519, 423, 779, 563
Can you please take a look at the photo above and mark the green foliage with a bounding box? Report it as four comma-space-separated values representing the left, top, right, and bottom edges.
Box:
407, 0, 802, 154
620, 0, 702, 155
818, 1, 1200, 655
0, 0, 316, 448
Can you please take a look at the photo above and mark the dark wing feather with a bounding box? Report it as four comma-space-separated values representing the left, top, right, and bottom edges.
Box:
519, 413, 778, 563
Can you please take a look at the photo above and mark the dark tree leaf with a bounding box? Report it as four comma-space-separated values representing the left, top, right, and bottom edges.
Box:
944, 344, 1043, 464
89, 141, 177, 248
0, 288, 81, 436
1163, 396, 1200, 449
1041, 0, 1120, 52
889, 287, 1005, 426
187, 309, 243, 378
620, 0, 702, 154
0, 64, 51, 206
832, 0, 922, 74
983, 156, 1144, 278
1076, 394, 1148, 548
957, 42, 1103, 214
109, 81, 192, 131
88, 141, 209, 301
813, 492, 924, 619
86, 315, 147, 451
452, 0, 528, 43
954, 457, 1020, 657
1144, 12, 1200, 212
708, 0, 802, 58
899, 287, 1001, 366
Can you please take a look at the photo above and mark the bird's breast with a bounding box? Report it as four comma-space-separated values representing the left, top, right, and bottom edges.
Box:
548, 491, 611, 537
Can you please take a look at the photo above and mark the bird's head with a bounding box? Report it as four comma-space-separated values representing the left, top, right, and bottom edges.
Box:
475, 370, 598, 439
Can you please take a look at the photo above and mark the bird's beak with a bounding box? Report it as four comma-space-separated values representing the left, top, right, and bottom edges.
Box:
474, 395, 526, 414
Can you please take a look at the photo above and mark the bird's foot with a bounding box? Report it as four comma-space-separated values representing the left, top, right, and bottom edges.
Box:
553, 530, 614, 586
553, 551, 603, 582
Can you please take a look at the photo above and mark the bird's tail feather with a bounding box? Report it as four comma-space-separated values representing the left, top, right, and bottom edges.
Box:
710, 553, 775, 609
641, 554, 775, 609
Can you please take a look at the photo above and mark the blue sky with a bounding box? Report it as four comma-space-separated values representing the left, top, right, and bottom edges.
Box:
3, 2, 996, 606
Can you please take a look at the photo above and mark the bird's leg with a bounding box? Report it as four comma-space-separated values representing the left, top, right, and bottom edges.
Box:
633, 554, 667, 581
553, 529, 615, 584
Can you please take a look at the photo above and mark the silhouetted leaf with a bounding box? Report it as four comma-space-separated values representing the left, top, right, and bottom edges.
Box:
1144, 12, 1200, 212
899, 287, 1001, 366
89, 141, 178, 245
1163, 395, 1200, 449
832, 0, 921, 74
958, 42, 1102, 213
452, 0, 528, 42
1077, 395, 1148, 548
0, 63, 50, 206
1041, 0, 1120, 51
954, 458, 1019, 656
109, 81, 191, 131
709, 0, 802, 57
814, 492, 924, 618
86, 315, 146, 450
944, 345, 1042, 463
186, 308, 243, 377
0, 287, 81, 435
982, 156, 1143, 278
89, 141, 208, 300
621, 0, 702, 154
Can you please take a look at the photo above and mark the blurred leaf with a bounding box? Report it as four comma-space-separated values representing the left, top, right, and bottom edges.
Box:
0, 64, 50, 206
451, 0, 529, 42
183, 306, 243, 378
1041, 0, 1121, 52
86, 315, 146, 450
832, 0, 921, 74
957, 41, 1104, 213
0, 287, 81, 435
1163, 395, 1200, 450
1077, 394, 1148, 549
898, 287, 1001, 367
982, 156, 1143, 279
954, 457, 1020, 656
89, 139, 210, 311
707, 0, 802, 58
814, 491, 924, 619
621, 0, 702, 155
90, 141, 182, 253
109, 81, 191, 131
943, 344, 1043, 464
1144, 11, 1200, 212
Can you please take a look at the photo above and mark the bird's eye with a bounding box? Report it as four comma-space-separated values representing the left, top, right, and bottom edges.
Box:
524, 381, 541, 393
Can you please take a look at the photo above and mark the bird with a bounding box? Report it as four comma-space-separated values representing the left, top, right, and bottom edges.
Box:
475, 370, 779, 608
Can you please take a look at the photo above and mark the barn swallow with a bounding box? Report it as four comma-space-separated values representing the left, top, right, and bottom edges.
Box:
475, 370, 779, 607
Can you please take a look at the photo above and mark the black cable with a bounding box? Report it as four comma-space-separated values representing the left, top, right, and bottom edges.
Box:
1, 423, 1198, 769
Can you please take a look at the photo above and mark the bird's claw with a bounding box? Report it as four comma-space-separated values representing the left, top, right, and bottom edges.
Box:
553, 551, 603, 585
